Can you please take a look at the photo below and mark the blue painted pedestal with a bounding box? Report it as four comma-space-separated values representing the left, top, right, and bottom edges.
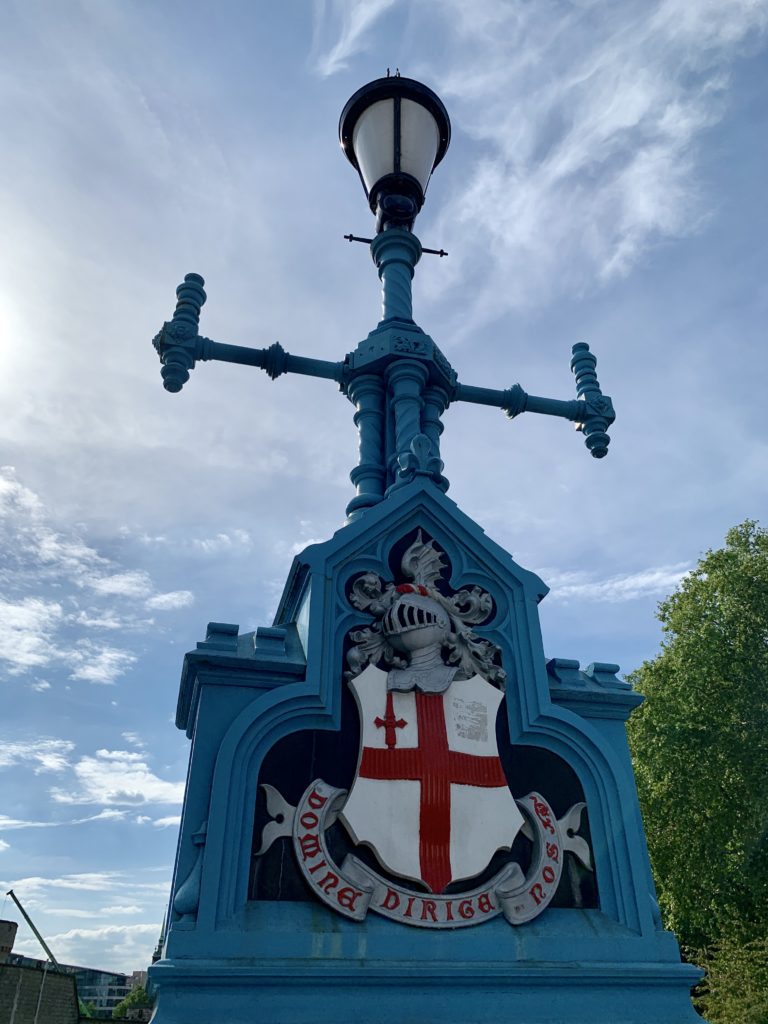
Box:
149, 480, 703, 1023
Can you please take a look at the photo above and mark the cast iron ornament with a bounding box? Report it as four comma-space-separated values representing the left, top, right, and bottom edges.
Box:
256, 534, 592, 928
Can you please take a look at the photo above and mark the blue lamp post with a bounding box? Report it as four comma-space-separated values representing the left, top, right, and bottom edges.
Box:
145, 76, 703, 1024
153, 74, 616, 523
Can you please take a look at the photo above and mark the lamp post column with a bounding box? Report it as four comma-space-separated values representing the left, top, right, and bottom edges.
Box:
370, 229, 422, 323
385, 359, 429, 489
422, 384, 450, 491
346, 373, 387, 520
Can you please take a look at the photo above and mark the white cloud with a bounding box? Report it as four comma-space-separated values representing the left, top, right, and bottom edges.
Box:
543, 562, 692, 603
66, 641, 137, 685
30, 680, 52, 692
121, 731, 145, 748
145, 590, 194, 610
12, 922, 160, 971
0, 597, 63, 672
100, 905, 143, 915
0, 467, 192, 683
344, 0, 768, 325
0, 839, 9, 852
0, 739, 75, 773
152, 816, 181, 829
50, 749, 184, 806
83, 570, 153, 599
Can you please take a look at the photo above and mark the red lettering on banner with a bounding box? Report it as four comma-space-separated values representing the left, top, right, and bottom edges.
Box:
381, 888, 401, 911
300, 811, 319, 830
542, 866, 556, 884
546, 842, 559, 862
404, 896, 416, 919
358, 693, 508, 893
531, 795, 555, 835
445, 900, 454, 922
298, 833, 321, 860
308, 790, 328, 811
477, 893, 493, 914
318, 871, 339, 894
530, 883, 545, 906
420, 900, 438, 923
458, 900, 474, 919
307, 858, 327, 874
337, 887, 363, 912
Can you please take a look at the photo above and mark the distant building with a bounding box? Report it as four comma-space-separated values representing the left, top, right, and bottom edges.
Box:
0, 921, 78, 1024
0, 919, 18, 962
8, 953, 135, 1016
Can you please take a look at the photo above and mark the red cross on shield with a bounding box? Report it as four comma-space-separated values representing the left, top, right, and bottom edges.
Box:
340, 665, 524, 893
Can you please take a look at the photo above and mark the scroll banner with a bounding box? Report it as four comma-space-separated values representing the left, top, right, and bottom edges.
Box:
292, 779, 565, 929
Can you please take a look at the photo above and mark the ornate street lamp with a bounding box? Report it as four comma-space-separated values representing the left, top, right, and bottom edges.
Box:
339, 74, 451, 233
153, 74, 615, 522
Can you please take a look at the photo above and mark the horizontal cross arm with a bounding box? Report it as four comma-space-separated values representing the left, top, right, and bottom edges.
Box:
196, 337, 346, 384
152, 274, 347, 393
452, 343, 615, 459
453, 383, 588, 423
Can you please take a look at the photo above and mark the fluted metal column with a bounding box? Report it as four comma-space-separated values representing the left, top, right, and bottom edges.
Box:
422, 384, 450, 491
385, 359, 428, 489
346, 373, 387, 520
370, 228, 422, 323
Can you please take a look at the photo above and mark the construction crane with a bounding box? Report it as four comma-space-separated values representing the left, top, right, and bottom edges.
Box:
5, 889, 62, 972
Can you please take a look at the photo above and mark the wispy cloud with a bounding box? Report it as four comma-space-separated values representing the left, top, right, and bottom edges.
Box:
429, 0, 768, 323
312, 0, 768, 324
0, 839, 9, 852
0, 467, 194, 684
311, 0, 399, 76
121, 731, 145, 748
542, 562, 691, 603
0, 809, 127, 831
50, 749, 184, 807
191, 530, 252, 555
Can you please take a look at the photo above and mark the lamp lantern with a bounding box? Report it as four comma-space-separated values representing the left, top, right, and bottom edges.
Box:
339, 74, 451, 233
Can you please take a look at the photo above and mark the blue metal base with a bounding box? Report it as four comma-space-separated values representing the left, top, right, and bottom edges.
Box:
150, 909, 701, 1023
149, 480, 704, 1023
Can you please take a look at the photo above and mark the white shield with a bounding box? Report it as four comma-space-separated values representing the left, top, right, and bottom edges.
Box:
340, 665, 524, 893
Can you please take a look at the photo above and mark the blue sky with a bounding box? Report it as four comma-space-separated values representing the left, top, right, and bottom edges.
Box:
1, 0, 766, 973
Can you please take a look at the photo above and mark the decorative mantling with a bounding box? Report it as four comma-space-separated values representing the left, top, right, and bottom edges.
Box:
346, 530, 505, 689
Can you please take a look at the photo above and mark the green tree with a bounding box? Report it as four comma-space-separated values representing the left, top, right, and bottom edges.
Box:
112, 985, 152, 1019
627, 521, 768, 950
693, 937, 768, 1024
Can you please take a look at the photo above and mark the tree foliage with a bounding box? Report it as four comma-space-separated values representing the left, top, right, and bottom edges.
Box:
627, 521, 768, 951
694, 937, 768, 1024
112, 985, 152, 1019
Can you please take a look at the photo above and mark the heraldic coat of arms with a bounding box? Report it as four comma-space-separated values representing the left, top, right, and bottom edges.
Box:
256, 531, 592, 929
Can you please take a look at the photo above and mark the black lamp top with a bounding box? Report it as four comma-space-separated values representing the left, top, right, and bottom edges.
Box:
339, 76, 451, 172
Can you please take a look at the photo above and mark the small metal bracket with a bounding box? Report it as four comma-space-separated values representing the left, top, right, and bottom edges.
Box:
344, 233, 448, 257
